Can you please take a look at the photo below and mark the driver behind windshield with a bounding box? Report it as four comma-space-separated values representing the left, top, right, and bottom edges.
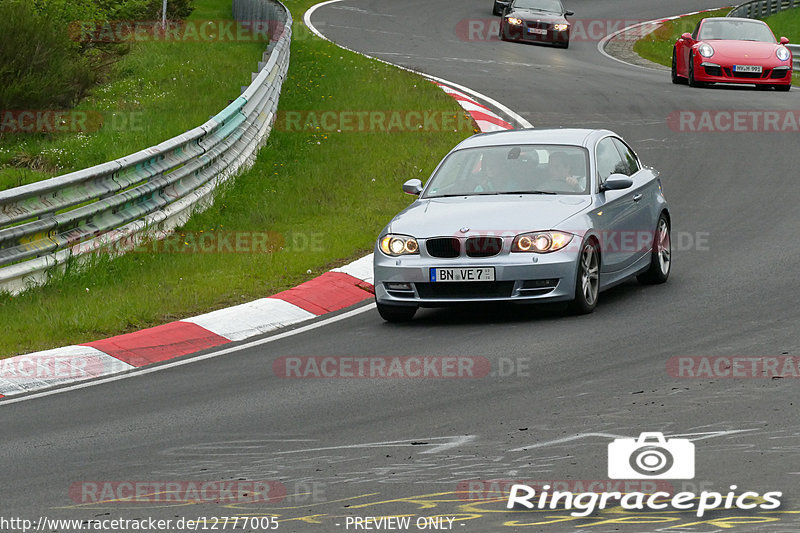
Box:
548, 151, 586, 192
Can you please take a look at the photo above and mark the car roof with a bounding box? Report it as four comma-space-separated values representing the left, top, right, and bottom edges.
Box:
702, 16, 768, 25
453, 128, 616, 150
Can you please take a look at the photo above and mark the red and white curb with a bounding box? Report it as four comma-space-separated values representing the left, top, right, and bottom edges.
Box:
0, 256, 376, 398
303, 0, 532, 130
0, 3, 521, 400
433, 82, 514, 132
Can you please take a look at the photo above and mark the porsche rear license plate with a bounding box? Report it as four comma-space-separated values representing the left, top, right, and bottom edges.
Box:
733, 65, 762, 73
430, 267, 495, 282
528, 28, 547, 35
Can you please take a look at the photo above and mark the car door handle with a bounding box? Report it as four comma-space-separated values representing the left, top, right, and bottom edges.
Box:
633, 193, 643, 202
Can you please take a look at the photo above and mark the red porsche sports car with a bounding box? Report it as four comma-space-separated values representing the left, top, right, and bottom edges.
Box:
672, 17, 792, 91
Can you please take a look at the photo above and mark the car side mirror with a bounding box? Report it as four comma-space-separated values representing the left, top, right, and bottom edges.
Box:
565, 10, 574, 16
780, 36, 789, 45
403, 179, 423, 196
601, 174, 633, 191
681, 32, 693, 42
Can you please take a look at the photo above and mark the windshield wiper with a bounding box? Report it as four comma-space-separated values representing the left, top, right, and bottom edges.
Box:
500, 190, 558, 195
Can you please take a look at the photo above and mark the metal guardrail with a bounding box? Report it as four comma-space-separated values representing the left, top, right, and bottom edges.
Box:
727, 0, 800, 68
0, 0, 292, 294
787, 44, 800, 68
728, 0, 800, 18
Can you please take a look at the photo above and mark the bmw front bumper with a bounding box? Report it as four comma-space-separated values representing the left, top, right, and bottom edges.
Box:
373, 245, 579, 307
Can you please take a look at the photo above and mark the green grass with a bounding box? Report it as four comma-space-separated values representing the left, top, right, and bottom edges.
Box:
764, 7, 800, 86
633, 7, 799, 86
0, 0, 476, 356
0, 0, 267, 189
633, 9, 731, 67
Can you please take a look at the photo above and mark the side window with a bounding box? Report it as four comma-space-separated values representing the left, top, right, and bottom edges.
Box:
595, 138, 625, 184
692, 21, 701, 40
611, 138, 640, 176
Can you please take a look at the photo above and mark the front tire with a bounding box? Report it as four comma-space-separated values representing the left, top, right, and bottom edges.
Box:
637, 214, 671, 285
688, 53, 704, 88
499, 22, 508, 41
671, 49, 686, 84
568, 240, 600, 314
775, 84, 791, 92
376, 301, 417, 322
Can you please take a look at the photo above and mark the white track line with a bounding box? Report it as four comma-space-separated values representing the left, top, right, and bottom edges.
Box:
597, 7, 730, 71
0, 305, 374, 406
303, 0, 532, 129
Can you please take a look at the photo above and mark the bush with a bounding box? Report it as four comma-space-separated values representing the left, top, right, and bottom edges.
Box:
0, 0, 195, 112
0, 2, 96, 110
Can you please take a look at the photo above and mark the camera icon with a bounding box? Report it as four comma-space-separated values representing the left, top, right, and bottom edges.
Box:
608, 432, 694, 479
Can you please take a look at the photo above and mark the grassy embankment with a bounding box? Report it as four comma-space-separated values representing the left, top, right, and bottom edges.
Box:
0, 0, 265, 189
0, 0, 476, 356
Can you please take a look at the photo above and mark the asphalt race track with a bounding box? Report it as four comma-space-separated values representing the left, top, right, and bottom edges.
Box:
2, 1, 800, 532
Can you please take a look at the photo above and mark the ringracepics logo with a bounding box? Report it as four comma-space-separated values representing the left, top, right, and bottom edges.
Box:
506, 432, 782, 517
608, 432, 693, 479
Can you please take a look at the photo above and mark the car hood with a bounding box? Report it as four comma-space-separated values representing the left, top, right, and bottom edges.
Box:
700, 39, 782, 60
508, 9, 566, 23
386, 195, 591, 238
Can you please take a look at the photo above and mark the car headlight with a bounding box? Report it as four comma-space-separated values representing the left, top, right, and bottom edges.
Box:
554, 23, 569, 31
698, 43, 714, 58
379, 234, 419, 256
511, 231, 573, 253
506, 17, 523, 25
777, 46, 791, 61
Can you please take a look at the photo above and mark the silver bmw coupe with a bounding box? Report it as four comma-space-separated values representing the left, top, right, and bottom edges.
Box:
373, 129, 671, 322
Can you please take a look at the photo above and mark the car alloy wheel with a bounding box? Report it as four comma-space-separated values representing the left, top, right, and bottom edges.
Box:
569, 240, 599, 314
638, 214, 671, 284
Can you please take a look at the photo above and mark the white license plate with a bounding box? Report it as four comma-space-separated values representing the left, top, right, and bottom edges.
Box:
528, 28, 547, 35
733, 65, 762, 73
430, 267, 495, 283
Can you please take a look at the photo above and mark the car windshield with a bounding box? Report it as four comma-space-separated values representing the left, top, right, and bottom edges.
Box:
698, 19, 776, 42
512, 0, 563, 13
423, 144, 590, 197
